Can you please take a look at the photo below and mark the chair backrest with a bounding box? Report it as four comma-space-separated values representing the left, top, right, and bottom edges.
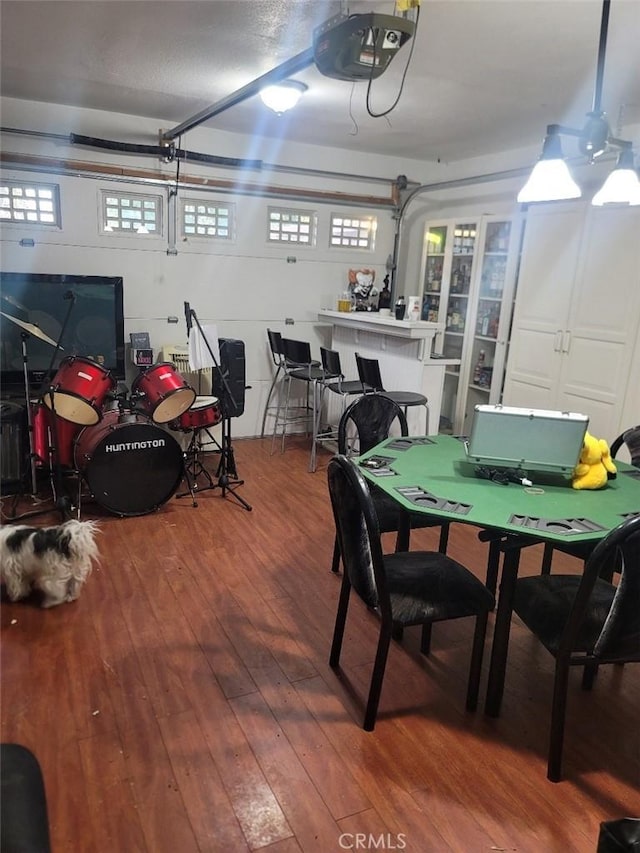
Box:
327, 455, 390, 615
338, 393, 408, 455
610, 425, 640, 467
355, 353, 385, 391
563, 513, 640, 662
320, 347, 343, 378
281, 337, 313, 367
267, 329, 284, 365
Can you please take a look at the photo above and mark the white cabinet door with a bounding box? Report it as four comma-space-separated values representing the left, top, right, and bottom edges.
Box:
502, 204, 583, 406
557, 205, 640, 438
504, 202, 640, 441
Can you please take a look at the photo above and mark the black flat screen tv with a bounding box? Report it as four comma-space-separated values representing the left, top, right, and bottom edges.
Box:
0, 272, 125, 393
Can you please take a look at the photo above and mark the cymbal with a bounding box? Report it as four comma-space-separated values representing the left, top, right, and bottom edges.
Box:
0, 312, 62, 350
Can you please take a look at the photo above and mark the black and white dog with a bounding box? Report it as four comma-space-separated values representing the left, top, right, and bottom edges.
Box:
0, 520, 99, 608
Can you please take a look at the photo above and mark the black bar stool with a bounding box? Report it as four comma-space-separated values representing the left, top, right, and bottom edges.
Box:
312, 347, 365, 464
260, 329, 286, 439
355, 352, 430, 434
272, 337, 329, 471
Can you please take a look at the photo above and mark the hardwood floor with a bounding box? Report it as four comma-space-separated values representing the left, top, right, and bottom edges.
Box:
1, 436, 638, 852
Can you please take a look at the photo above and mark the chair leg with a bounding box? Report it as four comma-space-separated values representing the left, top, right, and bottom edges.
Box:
438, 523, 450, 554
260, 363, 282, 438
271, 374, 289, 455
391, 623, 404, 642
466, 610, 489, 712
331, 536, 341, 573
309, 379, 323, 473
541, 542, 554, 574
420, 623, 432, 655
394, 512, 411, 553
364, 622, 393, 731
548, 659, 571, 782
581, 661, 599, 690
329, 574, 351, 668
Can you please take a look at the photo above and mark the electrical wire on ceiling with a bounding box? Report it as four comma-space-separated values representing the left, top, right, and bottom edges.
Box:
348, 82, 359, 135
365, 4, 420, 118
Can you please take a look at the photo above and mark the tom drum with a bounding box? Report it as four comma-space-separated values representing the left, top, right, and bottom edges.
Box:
74, 411, 184, 516
43, 356, 115, 426
31, 402, 81, 468
132, 363, 196, 424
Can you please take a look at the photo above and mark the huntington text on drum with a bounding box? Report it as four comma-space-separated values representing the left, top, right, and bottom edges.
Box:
105, 439, 167, 452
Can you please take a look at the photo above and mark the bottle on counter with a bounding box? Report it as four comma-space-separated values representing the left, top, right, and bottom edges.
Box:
378, 277, 392, 312
394, 295, 406, 320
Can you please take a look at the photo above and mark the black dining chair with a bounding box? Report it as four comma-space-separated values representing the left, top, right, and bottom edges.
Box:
330, 393, 450, 579
355, 352, 430, 434
539, 424, 640, 576
498, 513, 640, 782
0, 744, 51, 852
327, 454, 495, 730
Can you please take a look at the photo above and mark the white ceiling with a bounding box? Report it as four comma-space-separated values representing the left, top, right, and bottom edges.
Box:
1, 0, 639, 164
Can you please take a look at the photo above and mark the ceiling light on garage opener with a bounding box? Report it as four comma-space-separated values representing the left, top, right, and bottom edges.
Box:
260, 80, 308, 114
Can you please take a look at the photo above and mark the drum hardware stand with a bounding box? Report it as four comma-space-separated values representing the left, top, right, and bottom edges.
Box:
177, 304, 252, 511
176, 425, 218, 507
4, 325, 72, 523
215, 412, 252, 511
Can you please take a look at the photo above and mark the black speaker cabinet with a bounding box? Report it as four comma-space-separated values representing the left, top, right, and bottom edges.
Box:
1, 400, 27, 493
213, 339, 245, 418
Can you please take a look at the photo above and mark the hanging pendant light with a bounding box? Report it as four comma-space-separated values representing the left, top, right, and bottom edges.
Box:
518, 0, 638, 207
517, 130, 582, 203
592, 147, 640, 205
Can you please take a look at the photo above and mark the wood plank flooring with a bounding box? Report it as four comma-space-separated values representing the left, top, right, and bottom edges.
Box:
1, 436, 638, 852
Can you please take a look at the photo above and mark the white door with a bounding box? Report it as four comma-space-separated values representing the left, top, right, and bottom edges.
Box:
557, 205, 640, 438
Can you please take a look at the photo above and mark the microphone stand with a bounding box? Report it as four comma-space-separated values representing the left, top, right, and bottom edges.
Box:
178, 306, 251, 511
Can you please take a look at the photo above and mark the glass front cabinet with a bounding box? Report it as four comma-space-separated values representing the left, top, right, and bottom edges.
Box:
420, 215, 523, 435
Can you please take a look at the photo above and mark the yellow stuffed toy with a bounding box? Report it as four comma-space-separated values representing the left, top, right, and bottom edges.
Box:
572, 431, 617, 490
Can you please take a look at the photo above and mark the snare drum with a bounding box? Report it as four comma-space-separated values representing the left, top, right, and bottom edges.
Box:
132, 363, 196, 424
74, 410, 184, 516
43, 356, 115, 426
31, 402, 81, 468
169, 396, 222, 432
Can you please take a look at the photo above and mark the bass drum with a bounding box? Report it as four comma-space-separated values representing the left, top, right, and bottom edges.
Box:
74, 411, 184, 516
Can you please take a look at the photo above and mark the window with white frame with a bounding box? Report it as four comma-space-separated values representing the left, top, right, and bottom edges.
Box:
330, 213, 377, 249
0, 181, 61, 226
267, 207, 316, 245
100, 190, 161, 235
181, 198, 234, 239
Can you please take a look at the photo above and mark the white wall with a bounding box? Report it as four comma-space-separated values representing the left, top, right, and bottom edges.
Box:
0, 99, 428, 436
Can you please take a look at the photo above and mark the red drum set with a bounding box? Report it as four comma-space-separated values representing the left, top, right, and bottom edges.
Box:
33, 355, 222, 516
